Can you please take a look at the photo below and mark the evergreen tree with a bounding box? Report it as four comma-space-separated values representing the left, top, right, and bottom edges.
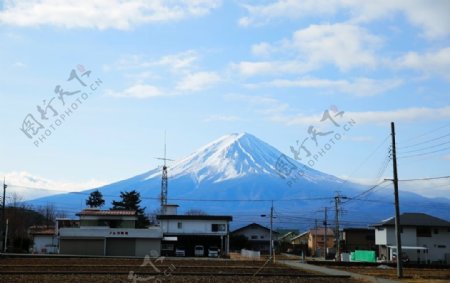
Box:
111, 190, 150, 228
86, 190, 105, 208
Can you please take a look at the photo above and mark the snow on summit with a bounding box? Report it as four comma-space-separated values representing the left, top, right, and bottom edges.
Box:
147, 133, 283, 183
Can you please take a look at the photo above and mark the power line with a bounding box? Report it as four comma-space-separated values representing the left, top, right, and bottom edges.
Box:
398, 146, 450, 159
398, 133, 450, 150
331, 134, 390, 192
397, 176, 450, 182
398, 122, 450, 146
8, 183, 339, 203
398, 139, 450, 154
341, 180, 389, 206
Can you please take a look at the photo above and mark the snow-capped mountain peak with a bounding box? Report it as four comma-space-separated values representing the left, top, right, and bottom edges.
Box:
157, 133, 283, 183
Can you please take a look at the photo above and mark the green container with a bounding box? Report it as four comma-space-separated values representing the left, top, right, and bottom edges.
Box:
350, 250, 376, 262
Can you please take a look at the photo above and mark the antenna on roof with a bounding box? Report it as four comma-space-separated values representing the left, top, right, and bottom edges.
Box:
155, 131, 174, 215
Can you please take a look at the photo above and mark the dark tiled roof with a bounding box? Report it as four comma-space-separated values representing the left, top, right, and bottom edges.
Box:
374, 213, 450, 227
310, 228, 334, 236
29, 226, 55, 235
77, 209, 137, 216
157, 215, 232, 221
231, 223, 280, 234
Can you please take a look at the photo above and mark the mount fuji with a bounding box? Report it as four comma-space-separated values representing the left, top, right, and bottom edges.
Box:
28, 133, 450, 229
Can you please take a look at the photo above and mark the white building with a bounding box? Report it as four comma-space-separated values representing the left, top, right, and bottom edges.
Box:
58, 209, 162, 257
231, 223, 279, 253
29, 226, 58, 254
374, 213, 450, 264
157, 205, 232, 257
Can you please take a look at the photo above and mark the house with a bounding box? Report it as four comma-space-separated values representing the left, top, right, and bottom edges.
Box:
231, 223, 279, 254
28, 226, 58, 254
157, 205, 232, 257
291, 228, 334, 257
342, 228, 376, 253
374, 213, 450, 263
278, 231, 299, 242
58, 208, 162, 257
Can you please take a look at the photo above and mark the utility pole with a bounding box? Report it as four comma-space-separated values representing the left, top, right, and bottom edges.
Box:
261, 201, 275, 262
334, 194, 340, 261
314, 219, 318, 257
334, 193, 347, 261
391, 122, 403, 278
270, 200, 273, 261
2, 178, 7, 253
323, 207, 328, 259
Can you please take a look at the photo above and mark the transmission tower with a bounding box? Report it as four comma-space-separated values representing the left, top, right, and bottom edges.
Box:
156, 132, 173, 214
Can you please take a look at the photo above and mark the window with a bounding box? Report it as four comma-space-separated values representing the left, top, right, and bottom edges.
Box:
251, 235, 258, 240
437, 245, 446, 248
433, 229, 439, 234
177, 222, 182, 229
260, 236, 264, 239
416, 227, 431, 237
212, 224, 226, 232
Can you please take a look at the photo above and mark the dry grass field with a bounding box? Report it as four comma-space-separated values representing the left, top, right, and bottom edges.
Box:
0, 257, 361, 283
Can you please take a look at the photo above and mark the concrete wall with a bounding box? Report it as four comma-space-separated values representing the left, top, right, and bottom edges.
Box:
376, 226, 450, 262
161, 219, 229, 235
417, 228, 450, 262
32, 235, 58, 254
233, 226, 271, 241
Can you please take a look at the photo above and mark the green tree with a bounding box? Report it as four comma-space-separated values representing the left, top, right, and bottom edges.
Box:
86, 190, 105, 208
111, 190, 150, 228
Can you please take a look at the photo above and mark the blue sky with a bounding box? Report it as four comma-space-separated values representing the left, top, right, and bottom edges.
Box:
1, 0, 450, 200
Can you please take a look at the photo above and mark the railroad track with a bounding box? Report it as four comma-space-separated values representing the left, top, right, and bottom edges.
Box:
0, 270, 350, 278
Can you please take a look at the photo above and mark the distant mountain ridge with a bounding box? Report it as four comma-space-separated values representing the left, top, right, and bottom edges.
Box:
28, 133, 450, 229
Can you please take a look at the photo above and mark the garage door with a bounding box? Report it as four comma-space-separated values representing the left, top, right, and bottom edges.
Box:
106, 238, 135, 256
135, 239, 161, 257
60, 238, 104, 256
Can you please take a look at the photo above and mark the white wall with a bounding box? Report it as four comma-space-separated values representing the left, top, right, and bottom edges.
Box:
234, 226, 272, 241
160, 219, 228, 235
33, 235, 58, 254
376, 226, 450, 262
59, 227, 162, 238
376, 226, 416, 246
417, 228, 450, 262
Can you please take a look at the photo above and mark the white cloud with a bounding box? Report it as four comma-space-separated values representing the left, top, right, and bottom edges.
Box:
394, 47, 450, 80
203, 115, 241, 122
224, 93, 289, 120
238, 0, 339, 27
176, 71, 221, 92
0, 0, 222, 29
233, 60, 311, 76
239, 0, 450, 39
235, 23, 381, 76
284, 105, 450, 126
1, 171, 107, 201
12, 61, 26, 68
398, 179, 450, 199
247, 77, 402, 96
106, 50, 198, 72
291, 24, 382, 71
157, 50, 199, 72
251, 42, 273, 57
343, 136, 374, 142
106, 84, 164, 98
